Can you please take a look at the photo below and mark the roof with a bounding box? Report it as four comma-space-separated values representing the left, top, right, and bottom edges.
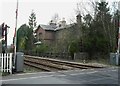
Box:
35, 23, 75, 32
40, 24, 57, 31
55, 23, 76, 31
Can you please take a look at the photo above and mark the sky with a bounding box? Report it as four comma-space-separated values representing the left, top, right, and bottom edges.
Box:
0, 0, 119, 45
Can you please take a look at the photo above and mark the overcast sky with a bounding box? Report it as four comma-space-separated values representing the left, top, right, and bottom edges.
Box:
0, 0, 119, 45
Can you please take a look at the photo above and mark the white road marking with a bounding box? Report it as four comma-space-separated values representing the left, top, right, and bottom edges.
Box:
15, 71, 56, 76
111, 70, 117, 71
70, 71, 98, 76
2, 71, 98, 82
2, 75, 55, 82
2, 68, 117, 82
57, 75, 66, 77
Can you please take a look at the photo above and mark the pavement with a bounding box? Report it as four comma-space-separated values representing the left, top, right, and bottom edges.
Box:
0, 67, 120, 85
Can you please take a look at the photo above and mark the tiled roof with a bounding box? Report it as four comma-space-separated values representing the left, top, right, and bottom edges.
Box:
40, 24, 57, 31
35, 23, 75, 32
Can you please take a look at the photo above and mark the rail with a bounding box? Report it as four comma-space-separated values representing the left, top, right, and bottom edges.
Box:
24, 55, 104, 72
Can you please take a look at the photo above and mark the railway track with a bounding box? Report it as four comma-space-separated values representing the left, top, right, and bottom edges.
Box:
24, 55, 104, 72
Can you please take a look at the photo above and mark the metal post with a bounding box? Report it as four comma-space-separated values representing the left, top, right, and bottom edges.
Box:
4, 25, 10, 53
116, 1, 120, 65
5, 25, 7, 53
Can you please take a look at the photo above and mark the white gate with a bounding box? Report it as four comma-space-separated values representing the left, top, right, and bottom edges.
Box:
0, 53, 12, 74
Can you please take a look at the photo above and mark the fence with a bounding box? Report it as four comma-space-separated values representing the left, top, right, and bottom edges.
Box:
24, 51, 72, 60
0, 53, 12, 74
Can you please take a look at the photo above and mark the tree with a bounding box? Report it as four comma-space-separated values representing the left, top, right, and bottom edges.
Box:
17, 24, 33, 51
83, 14, 92, 27
81, 1, 114, 58
96, 1, 116, 52
28, 10, 37, 48
52, 13, 59, 24
28, 10, 37, 29
68, 40, 79, 59
112, 10, 120, 51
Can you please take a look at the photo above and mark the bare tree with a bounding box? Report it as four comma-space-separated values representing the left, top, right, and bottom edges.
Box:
52, 13, 60, 24
75, 1, 97, 19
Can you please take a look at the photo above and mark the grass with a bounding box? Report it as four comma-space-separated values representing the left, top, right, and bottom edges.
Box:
0, 65, 43, 76
74, 58, 111, 67
0, 72, 10, 76
23, 65, 42, 73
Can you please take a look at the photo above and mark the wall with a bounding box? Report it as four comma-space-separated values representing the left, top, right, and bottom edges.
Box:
36, 27, 55, 45
36, 27, 45, 41
52, 24, 82, 53
44, 30, 55, 40
0, 25, 2, 53
36, 23, 82, 53
74, 52, 88, 60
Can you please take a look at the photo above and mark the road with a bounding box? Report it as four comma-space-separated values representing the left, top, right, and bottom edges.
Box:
0, 67, 120, 85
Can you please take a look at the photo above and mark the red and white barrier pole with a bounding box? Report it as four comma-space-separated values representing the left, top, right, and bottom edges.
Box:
14, 0, 18, 66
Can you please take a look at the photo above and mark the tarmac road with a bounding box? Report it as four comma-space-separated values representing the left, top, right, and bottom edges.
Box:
1, 67, 120, 85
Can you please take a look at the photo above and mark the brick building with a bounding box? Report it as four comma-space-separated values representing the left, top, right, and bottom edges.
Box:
0, 24, 2, 53
34, 18, 67, 45
34, 14, 82, 52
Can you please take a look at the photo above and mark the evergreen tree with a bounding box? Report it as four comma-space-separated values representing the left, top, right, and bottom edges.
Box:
82, 1, 113, 58
28, 10, 37, 29
28, 10, 37, 49
17, 24, 33, 51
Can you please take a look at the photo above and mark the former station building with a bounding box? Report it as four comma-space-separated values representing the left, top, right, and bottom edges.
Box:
0, 24, 2, 53
34, 14, 82, 53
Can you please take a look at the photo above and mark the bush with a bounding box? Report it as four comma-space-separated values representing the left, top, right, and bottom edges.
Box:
34, 44, 49, 53
68, 40, 79, 59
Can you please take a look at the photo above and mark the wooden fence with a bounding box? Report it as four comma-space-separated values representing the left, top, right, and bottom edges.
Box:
0, 53, 12, 74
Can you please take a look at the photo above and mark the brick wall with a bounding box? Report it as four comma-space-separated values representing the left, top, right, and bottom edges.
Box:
36, 23, 82, 53
0, 25, 2, 53
36, 27, 55, 45
52, 24, 82, 53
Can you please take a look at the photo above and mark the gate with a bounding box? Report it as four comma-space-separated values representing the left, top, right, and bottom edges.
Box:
0, 53, 12, 74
